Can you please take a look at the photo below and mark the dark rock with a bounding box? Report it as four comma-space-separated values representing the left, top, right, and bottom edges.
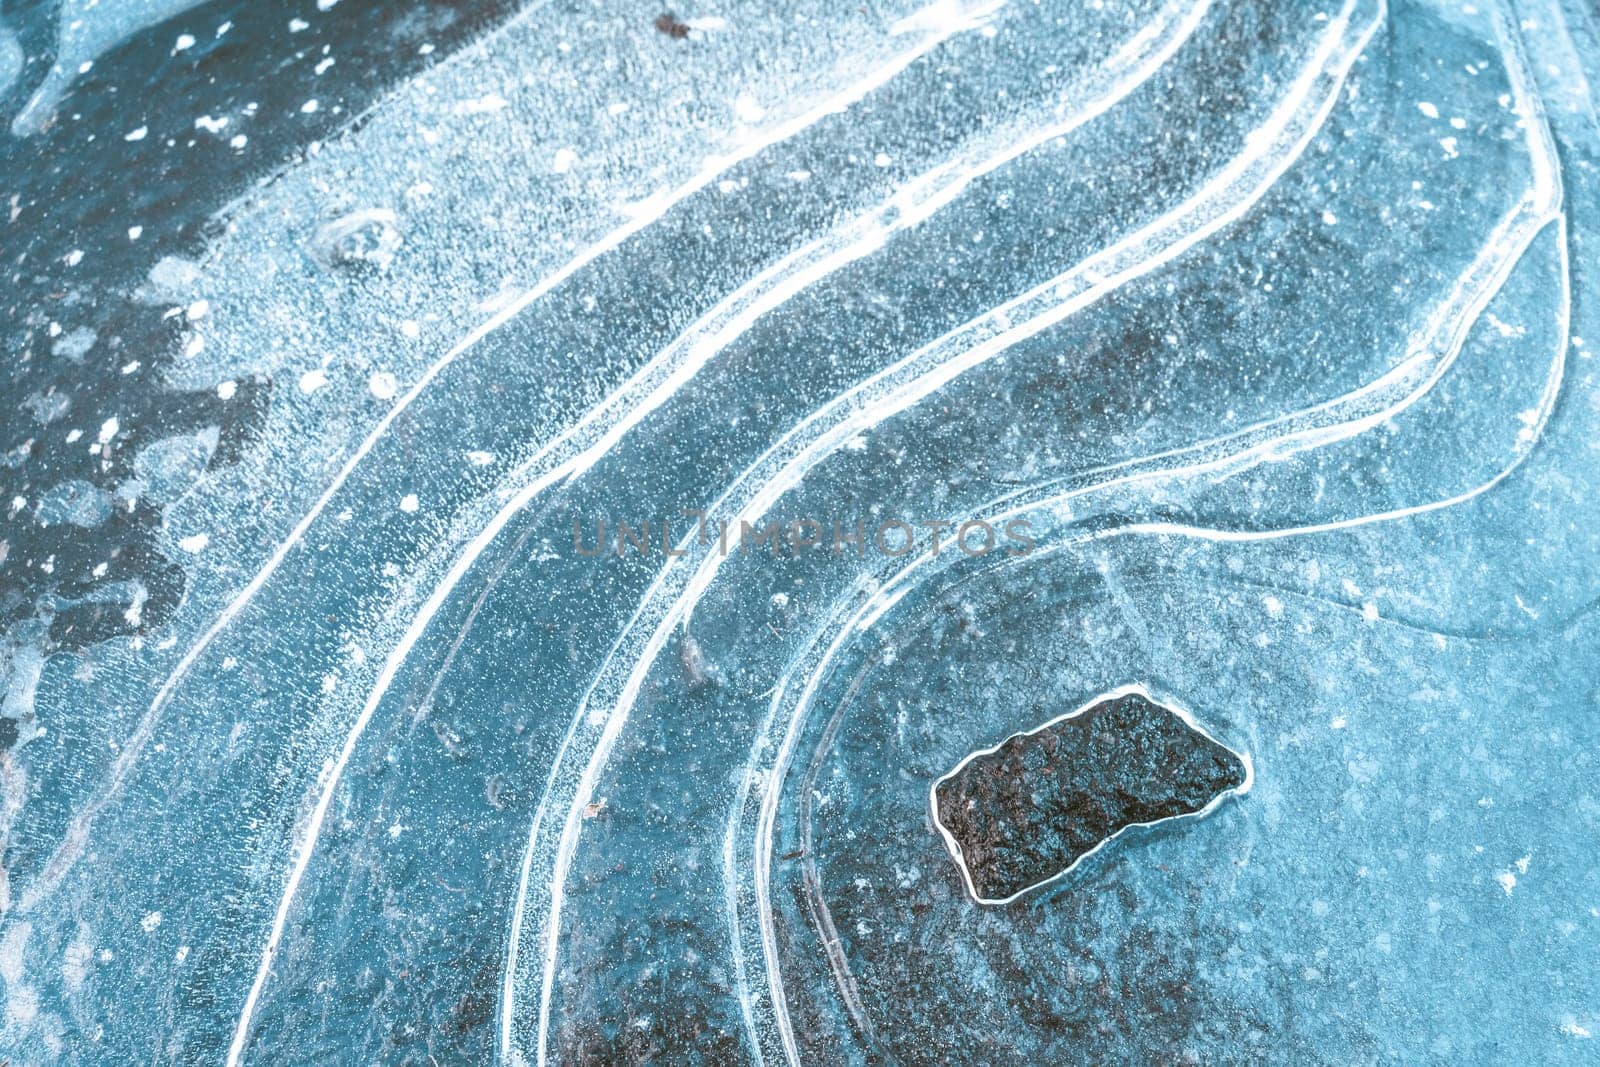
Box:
932, 689, 1248, 902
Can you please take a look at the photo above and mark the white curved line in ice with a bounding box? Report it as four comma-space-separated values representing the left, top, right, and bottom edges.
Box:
744, 204, 1567, 1058
508, 4, 1390, 1064
479, 0, 1232, 1057
21, 0, 981, 930
570, 2, 1562, 1056
219, 6, 1028, 1063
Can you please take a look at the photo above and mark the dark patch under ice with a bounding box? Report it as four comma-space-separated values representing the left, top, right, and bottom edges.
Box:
933, 687, 1249, 903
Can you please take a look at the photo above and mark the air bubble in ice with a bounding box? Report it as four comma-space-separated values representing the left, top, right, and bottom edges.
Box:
309, 208, 403, 271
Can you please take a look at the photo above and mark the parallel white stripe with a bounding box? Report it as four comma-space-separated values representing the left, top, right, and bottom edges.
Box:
509, 4, 1389, 1065
750, 203, 1564, 1067
210, 9, 992, 1063
740, 9, 1566, 1051
25, 0, 983, 930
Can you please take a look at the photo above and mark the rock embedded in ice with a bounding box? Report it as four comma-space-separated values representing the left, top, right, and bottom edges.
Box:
933, 689, 1249, 903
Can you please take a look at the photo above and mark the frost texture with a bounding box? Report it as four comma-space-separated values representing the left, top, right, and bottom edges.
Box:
2, 0, 1599, 1063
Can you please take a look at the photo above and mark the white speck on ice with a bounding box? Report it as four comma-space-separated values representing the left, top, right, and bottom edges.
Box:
1321, 210, 1338, 225
456, 92, 508, 115
174, 33, 195, 52
186, 299, 209, 320
553, 147, 577, 173
301, 99, 320, 114
733, 94, 765, 123
399, 494, 419, 513
98, 417, 119, 443
1486, 312, 1525, 338
140, 912, 162, 933
400, 319, 420, 339
893, 0, 992, 35
874, 152, 892, 167
1417, 101, 1439, 118
216, 381, 237, 400
298, 368, 327, 393
127, 226, 143, 240
467, 451, 495, 466
178, 533, 208, 553
125, 126, 148, 142
289, 17, 309, 32
368, 372, 397, 399
1495, 870, 1517, 896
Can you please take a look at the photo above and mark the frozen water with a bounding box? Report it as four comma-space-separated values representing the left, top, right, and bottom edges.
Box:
0, 24, 21, 98
10, 0, 209, 135
1, 0, 1599, 1063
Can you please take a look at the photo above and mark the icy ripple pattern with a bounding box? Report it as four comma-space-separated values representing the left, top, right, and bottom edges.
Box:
2, 0, 1599, 1063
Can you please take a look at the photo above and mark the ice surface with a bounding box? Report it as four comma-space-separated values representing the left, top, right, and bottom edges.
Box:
10, 0, 208, 135
0, 24, 21, 98
1, 0, 1599, 1063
